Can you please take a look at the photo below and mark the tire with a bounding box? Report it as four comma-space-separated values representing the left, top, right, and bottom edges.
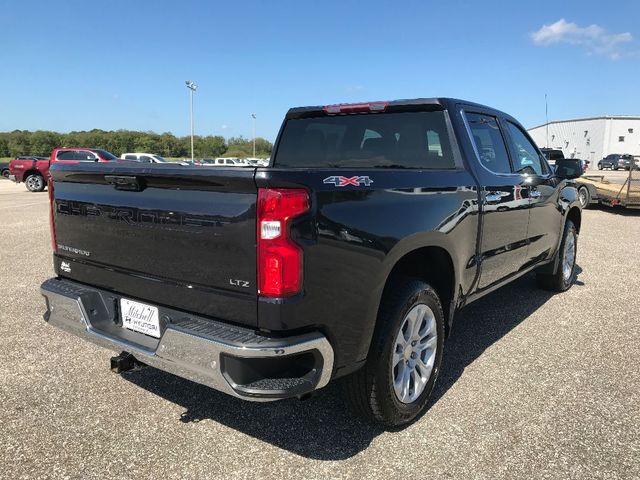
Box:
1, 169, 9, 178
536, 219, 577, 292
25, 174, 45, 192
343, 278, 444, 427
578, 186, 591, 209
597, 163, 603, 171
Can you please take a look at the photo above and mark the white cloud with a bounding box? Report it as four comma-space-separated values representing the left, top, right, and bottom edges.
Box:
531, 19, 634, 59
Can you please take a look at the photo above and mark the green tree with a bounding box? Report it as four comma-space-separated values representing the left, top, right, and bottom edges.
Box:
0, 129, 271, 160
7, 130, 31, 157
196, 135, 227, 157
225, 136, 272, 158
29, 130, 63, 156
0, 138, 10, 157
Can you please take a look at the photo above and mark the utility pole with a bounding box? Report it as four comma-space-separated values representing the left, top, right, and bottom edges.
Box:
251, 113, 256, 157
185, 80, 197, 161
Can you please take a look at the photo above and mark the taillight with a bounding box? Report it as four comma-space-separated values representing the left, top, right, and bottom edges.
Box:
323, 101, 388, 115
48, 177, 57, 252
257, 188, 309, 297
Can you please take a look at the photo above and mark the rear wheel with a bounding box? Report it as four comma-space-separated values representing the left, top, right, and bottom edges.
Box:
578, 186, 590, 209
1, 169, 9, 178
597, 163, 603, 171
343, 278, 444, 427
536, 219, 577, 292
25, 174, 45, 192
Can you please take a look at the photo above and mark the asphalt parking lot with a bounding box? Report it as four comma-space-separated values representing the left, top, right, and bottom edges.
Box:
1, 179, 639, 479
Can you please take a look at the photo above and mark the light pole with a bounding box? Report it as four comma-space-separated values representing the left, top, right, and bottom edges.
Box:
251, 113, 256, 157
185, 80, 197, 161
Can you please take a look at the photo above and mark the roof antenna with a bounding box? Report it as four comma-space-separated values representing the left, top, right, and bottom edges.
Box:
545, 93, 549, 148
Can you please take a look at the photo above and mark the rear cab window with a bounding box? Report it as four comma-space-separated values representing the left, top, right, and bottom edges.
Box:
465, 112, 512, 174
273, 110, 458, 169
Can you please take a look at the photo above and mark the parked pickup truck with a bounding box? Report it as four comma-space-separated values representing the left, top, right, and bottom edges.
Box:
1, 161, 10, 178
40, 98, 583, 427
9, 148, 118, 191
3, 156, 48, 180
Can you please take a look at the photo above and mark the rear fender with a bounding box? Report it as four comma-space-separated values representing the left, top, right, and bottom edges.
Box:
362, 232, 462, 343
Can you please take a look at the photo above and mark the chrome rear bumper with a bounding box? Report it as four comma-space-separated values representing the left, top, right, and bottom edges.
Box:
40, 278, 334, 401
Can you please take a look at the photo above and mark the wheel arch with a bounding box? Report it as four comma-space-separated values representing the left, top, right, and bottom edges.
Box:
566, 206, 581, 234
24, 169, 43, 180
375, 239, 458, 342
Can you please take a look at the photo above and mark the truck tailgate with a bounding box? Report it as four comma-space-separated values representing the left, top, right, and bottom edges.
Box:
50, 164, 258, 327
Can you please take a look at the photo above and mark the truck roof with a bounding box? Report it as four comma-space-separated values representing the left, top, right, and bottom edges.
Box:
285, 97, 511, 120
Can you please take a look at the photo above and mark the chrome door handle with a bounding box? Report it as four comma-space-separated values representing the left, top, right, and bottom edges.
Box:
530, 190, 542, 198
485, 193, 502, 204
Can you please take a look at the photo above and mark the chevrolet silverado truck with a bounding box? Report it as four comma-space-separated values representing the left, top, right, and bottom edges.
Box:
9, 148, 118, 192
40, 98, 583, 427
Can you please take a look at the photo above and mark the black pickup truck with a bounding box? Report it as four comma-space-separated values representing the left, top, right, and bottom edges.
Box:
40, 98, 583, 427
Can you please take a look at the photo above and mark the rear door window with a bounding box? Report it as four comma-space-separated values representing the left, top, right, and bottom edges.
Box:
56, 150, 76, 161
274, 110, 457, 169
465, 112, 512, 174
76, 150, 97, 162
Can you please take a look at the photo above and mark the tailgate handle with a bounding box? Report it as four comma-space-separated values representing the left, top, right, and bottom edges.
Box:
105, 175, 144, 191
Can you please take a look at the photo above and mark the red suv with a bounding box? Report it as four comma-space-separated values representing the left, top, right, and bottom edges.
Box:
9, 148, 118, 192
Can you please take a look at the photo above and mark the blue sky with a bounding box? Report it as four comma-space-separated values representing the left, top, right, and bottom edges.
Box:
1, 0, 639, 141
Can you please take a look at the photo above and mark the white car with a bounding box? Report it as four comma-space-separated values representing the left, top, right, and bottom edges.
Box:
120, 153, 189, 166
212, 157, 241, 166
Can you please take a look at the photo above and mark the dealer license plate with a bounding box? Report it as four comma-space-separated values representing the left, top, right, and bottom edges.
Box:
120, 298, 161, 338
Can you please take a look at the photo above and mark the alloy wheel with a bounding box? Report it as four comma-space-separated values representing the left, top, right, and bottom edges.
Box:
27, 176, 43, 191
392, 303, 438, 404
562, 232, 576, 282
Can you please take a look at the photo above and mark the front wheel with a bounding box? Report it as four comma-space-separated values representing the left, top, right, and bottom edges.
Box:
536, 219, 577, 292
1, 169, 9, 178
25, 174, 45, 192
343, 278, 444, 427
597, 163, 603, 171
578, 186, 591, 209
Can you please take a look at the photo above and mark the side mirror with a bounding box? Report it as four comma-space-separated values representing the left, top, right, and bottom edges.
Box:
555, 159, 582, 179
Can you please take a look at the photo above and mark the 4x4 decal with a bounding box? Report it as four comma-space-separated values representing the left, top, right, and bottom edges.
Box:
323, 175, 373, 187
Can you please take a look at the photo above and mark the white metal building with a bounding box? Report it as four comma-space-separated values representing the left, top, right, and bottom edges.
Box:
528, 116, 640, 169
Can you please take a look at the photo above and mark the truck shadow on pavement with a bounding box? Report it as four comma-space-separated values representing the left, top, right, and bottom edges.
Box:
427, 268, 582, 408
593, 205, 640, 217
122, 268, 583, 460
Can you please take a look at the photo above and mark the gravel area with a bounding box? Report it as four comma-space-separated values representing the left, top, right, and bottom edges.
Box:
0, 179, 638, 479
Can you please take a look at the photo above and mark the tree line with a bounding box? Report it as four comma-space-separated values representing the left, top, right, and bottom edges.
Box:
0, 129, 273, 159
